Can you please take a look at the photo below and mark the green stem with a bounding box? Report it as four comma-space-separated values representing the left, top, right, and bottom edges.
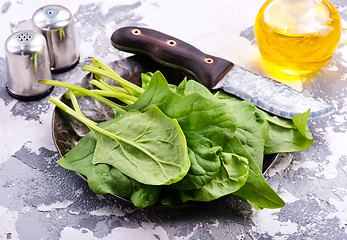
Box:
50, 97, 97, 128
67, 90, 88, 118
50, 97, 123, 142
92, 58, 132, 86
90, 79, 116, 92
111, 86, 129, 94
86, 62, 138, 96
67, 89, 136, 105
40, 80, 126, 112
82, 65, 144, 95
90, 79, 137, 104
92, 57, 115, 74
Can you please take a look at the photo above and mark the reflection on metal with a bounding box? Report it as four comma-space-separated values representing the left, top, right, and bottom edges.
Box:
52, 27, 66, 41
30, 49, 44, 73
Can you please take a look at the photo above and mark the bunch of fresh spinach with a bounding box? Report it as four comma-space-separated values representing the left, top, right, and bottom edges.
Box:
41, 58, 313, 209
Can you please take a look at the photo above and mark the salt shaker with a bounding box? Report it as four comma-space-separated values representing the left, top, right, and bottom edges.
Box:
32, 5, 79, 73
5, 30, 53, 101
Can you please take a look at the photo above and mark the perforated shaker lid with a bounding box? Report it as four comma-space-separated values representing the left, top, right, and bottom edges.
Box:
5, 30, 53, 101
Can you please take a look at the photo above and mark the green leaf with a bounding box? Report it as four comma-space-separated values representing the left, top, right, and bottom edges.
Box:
141, 72, 153, 89
58, 131, 98, 178
213, 90, 241, 103
184, 79, 215, 98
127, 71, 238, 190
88, 163, 132, 197
261, 111, 295, 129
179, 153, 249, 202
224, 100, 269, 171
130, 184, 161, 208
58, 128, 160, 208
214, 92, 313, 155
264, 109, 313, 154
226, 137, 285, 209
292, 109, 312, 139
175, 77, 187, 96
92, 105, 190, 186
212, 95, 284, 208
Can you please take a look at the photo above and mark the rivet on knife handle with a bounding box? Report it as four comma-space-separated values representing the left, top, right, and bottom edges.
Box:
111, 26, 234, 88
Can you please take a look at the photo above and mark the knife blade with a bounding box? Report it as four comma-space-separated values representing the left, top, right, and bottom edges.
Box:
110, 26, 333, 119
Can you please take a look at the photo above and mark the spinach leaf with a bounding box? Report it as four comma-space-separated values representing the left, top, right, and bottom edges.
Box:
58, 126, 160, 208
131, 73, 284, 208
141, 72, 153, 90
226, 137, 286, 209
214, 90, 269, 170
183, 78, 214, 98
214, 91, 313, 154
179, 153, 249, 202
226, 101, 269, 171
88, 161, 161, 208
214, 91, 285, 208
191, 95, 281, 208
260, 111, 295, 129
292, 109, 312, 138
92, 106, 190, 186
213, 90, 241, 103
127, 71, 238, 190
175, 78, 187, 96
130, 184, 161, 208
261, 110, 313, 154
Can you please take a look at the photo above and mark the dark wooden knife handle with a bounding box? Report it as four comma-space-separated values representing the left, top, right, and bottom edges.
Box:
111, 26, 234, 89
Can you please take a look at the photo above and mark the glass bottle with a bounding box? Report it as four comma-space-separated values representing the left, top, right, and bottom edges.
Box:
255, 0, 341, 75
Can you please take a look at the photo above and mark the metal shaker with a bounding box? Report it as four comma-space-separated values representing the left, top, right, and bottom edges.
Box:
5, 30, 53, 101
32, 5, 79, 73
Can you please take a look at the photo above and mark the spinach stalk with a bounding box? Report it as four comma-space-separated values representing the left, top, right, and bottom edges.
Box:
67, 89, 136, 105
67, 90, 85, 117
40, 80, 124, 111
49, 96, 124, 141
82, 57, 144, 97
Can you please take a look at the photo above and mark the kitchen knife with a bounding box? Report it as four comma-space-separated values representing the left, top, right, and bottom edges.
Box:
111, 26, 333, 119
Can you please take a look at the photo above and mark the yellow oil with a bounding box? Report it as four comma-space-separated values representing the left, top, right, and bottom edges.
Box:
255, 0, 341, 75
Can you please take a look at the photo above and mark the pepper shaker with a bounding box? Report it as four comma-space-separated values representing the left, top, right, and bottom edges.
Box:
5, 30, 53, 101
32, 5, 79, 73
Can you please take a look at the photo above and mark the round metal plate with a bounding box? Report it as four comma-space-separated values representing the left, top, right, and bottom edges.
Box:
52, 55, 278, 207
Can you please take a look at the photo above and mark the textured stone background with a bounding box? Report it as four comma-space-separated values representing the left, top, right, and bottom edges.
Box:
0, 0, 347, 239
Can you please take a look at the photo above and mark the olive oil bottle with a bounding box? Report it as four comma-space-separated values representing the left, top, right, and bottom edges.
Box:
255, 0, 341, 75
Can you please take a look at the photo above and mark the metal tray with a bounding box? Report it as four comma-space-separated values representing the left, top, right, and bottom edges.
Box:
52, 55, 278, 206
